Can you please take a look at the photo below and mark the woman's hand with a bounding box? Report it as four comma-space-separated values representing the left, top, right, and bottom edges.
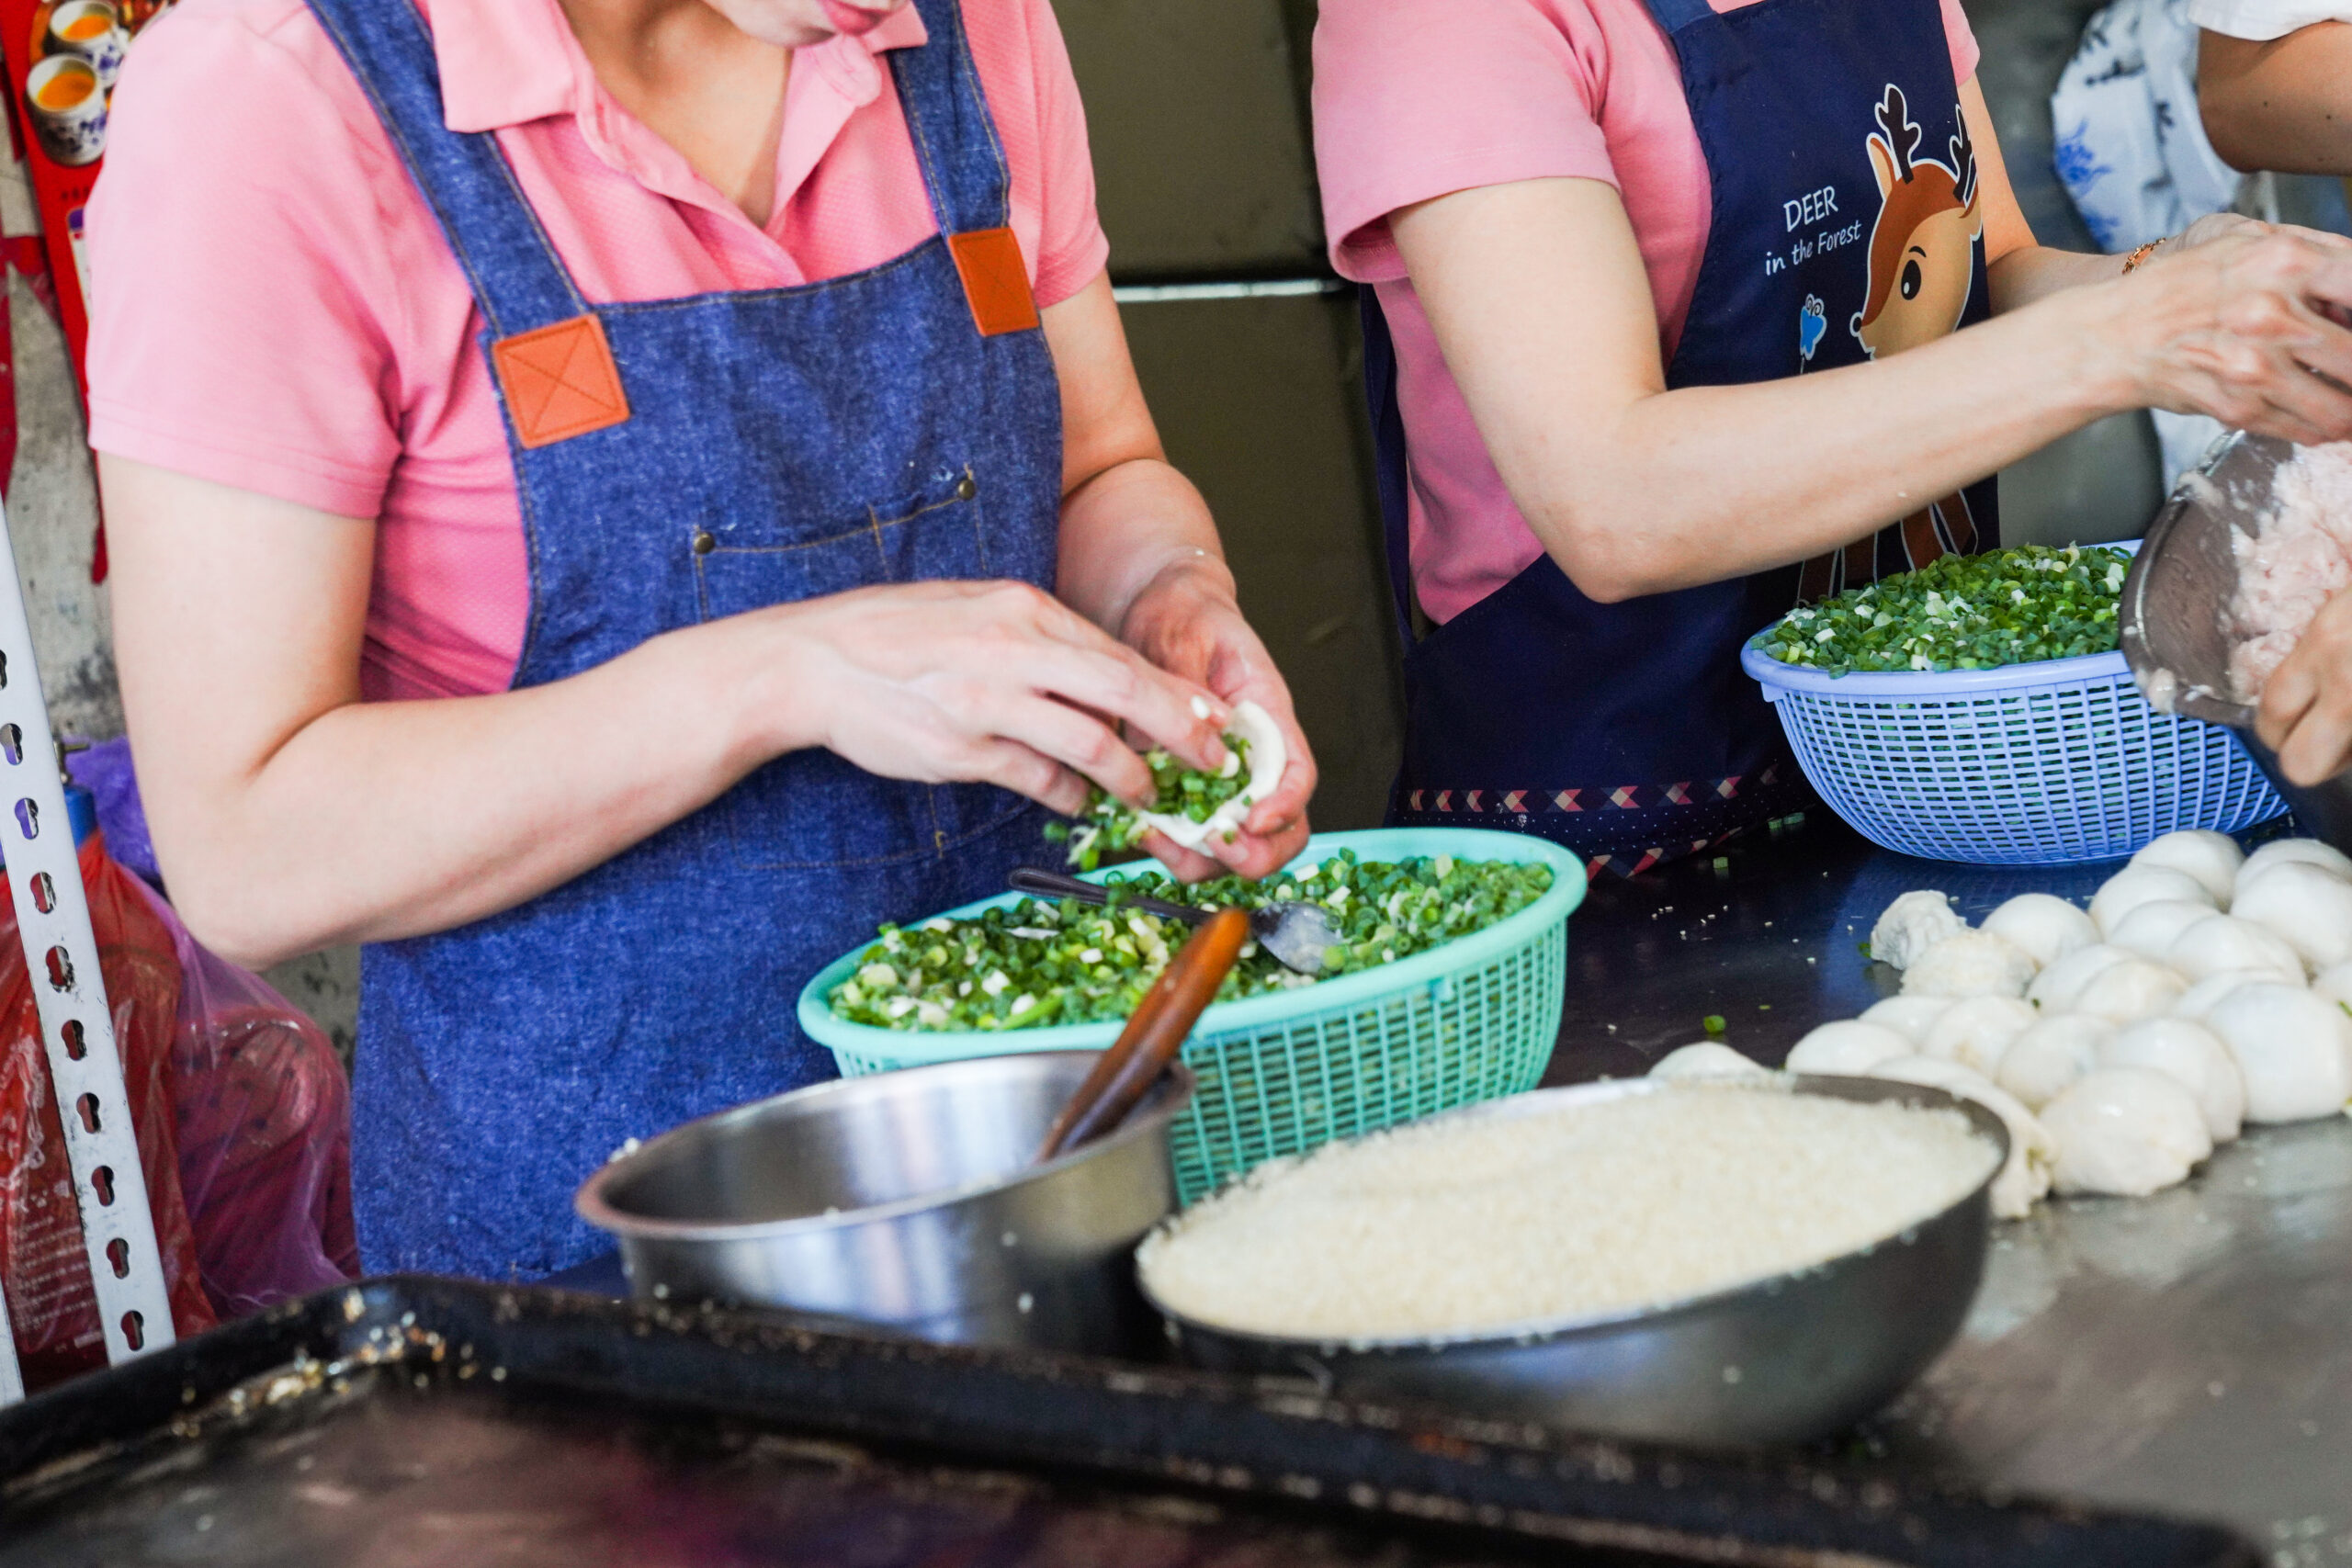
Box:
1118, 554, 1317, 880
765, 577, 1234, 818
2090, 221, 2352, 446
2256, 589, 2352, 786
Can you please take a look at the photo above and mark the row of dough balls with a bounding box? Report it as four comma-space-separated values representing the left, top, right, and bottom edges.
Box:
1650, 832, 2352, 1220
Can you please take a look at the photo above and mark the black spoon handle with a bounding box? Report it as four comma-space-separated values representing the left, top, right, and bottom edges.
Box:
1007, 866, 1207, 927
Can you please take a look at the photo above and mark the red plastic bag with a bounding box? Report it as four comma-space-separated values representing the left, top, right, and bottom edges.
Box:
133, 877, 358, 1316
0, 833, 211, 1393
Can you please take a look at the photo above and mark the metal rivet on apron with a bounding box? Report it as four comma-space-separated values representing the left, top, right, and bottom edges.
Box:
692, 530, 716, 555
956, 474, 978, 502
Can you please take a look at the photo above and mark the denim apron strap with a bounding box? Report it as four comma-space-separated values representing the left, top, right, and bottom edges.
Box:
891, 0, 1014, 234
303, 0, 585, 339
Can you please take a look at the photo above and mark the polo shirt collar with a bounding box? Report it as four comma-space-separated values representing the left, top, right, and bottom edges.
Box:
424, 0, 929, 136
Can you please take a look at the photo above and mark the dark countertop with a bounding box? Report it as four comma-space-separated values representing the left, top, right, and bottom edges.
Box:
560, 812, 2346, 1551
1553, 812, 2349, 1553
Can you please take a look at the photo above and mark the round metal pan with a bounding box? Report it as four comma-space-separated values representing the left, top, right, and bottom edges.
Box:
577, 1051, 1194, 1359
1140, 1075, 2007, 1450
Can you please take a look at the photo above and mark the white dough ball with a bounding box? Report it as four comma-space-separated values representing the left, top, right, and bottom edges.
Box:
2206, 982, 2352, 1123
1901, 931, 2037, 999
1860, 995, 1957, 1043
2040, 1067, 2213, 1198
2089, 867, 2217, 937
2072, 958, 2189, 1024
2164, 914, 2307, 985
1995, 1013, 2115, 1111
2238, 838, 2352, 892
1870, 890, 1968, 971
2130, 830, 2245, 906
1784, 1020, 1914, 1075
1863, 1055, 2053, 1219
2230, 861, 2352, 972
2099, 1018, 2245, 1143
1650, 1042, 1770, 1080
1921, 996, 2039, 1077
1981, 894, 2099, 969
2312, 963, 2352, 1010
2109, 900, 2220, 962
2173, 971, 2271, 1025
2028, 944, 2134, 1011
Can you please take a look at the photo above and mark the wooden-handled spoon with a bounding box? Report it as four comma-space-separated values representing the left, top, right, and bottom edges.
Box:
1034, 906, 1250, 1164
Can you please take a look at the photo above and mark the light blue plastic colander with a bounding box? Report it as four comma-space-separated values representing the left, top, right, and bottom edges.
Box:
1741, 544, 2287, 864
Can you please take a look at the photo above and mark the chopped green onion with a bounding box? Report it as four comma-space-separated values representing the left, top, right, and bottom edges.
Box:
827, 852, 1554, 1032
1757, 545, 2131, 676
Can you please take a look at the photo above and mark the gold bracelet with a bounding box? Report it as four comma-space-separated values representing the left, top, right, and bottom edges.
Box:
2121, 238, 2165, 274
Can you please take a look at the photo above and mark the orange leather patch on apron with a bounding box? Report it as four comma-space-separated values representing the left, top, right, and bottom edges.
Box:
491, 315, 631, 448
948, 228, 1040, 336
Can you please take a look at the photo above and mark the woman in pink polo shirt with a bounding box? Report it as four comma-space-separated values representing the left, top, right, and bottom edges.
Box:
84, 0, 1316, 1280
1315, 0, 2352, 876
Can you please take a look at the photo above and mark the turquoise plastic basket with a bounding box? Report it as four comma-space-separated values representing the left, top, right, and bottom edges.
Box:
1741, 544, 2287, 864
797, 828, 1586, 1202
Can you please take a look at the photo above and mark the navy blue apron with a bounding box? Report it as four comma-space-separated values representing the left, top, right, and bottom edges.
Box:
307, 0, 1063, 1278
1366, 0, 1997, 877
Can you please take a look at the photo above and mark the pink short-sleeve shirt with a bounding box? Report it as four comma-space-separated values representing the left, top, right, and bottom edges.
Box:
85, 0, 1108, 700
1313, 0, 1981, 625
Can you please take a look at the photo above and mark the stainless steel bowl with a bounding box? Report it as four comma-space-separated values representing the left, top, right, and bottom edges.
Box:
1139, 1076, 2006, 1450
577, 1052, 1194, 1358
2122, 432, 2352, 841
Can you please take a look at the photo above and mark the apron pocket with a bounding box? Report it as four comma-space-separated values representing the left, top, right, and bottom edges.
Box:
694, 466, 1023, 871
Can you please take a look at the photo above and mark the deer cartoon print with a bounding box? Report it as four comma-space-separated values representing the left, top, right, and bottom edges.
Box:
1853, 85, 1984, 561
1796, 85, 1985, 602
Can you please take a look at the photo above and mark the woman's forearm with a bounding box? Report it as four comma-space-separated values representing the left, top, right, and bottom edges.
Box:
1989, 243, 2131, 312
1516, 295, 2121, 600
1057, 455, 1236, 639
1394, 176, 2352, 604
102, 459, 813, 967
2199, 26, 2352, 176
1395, 178, 2133, 603
1040, 272, 1238, 637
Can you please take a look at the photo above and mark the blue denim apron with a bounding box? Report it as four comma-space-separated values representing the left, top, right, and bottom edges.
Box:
307, 0, 1062, 1278
1365, 0, 1996, 876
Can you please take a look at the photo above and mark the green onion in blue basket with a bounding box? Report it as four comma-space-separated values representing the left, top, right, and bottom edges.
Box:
1758, 545, 2130, 676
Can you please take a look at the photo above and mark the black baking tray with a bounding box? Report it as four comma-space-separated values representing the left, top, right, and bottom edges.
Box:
0, 1276, 2256, 1567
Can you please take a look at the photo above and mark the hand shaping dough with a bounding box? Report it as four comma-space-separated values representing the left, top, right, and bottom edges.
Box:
1784, 1020, 1915, 1075
1870, 891, 1968, 971
1901, 931, 2037, 998
1863, 1055, 2053, 1219
2040, 1067, 2213, 1197
1982, 893, 2099, 969
2129, 830, 2245, 906
2099, 1017, 2245, 1142
1995, 1013, 2115, 1111
2205, 982, 2352, 1123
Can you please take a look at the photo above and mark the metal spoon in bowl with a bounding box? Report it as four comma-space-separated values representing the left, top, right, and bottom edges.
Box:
1007, 866, 1341, 976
